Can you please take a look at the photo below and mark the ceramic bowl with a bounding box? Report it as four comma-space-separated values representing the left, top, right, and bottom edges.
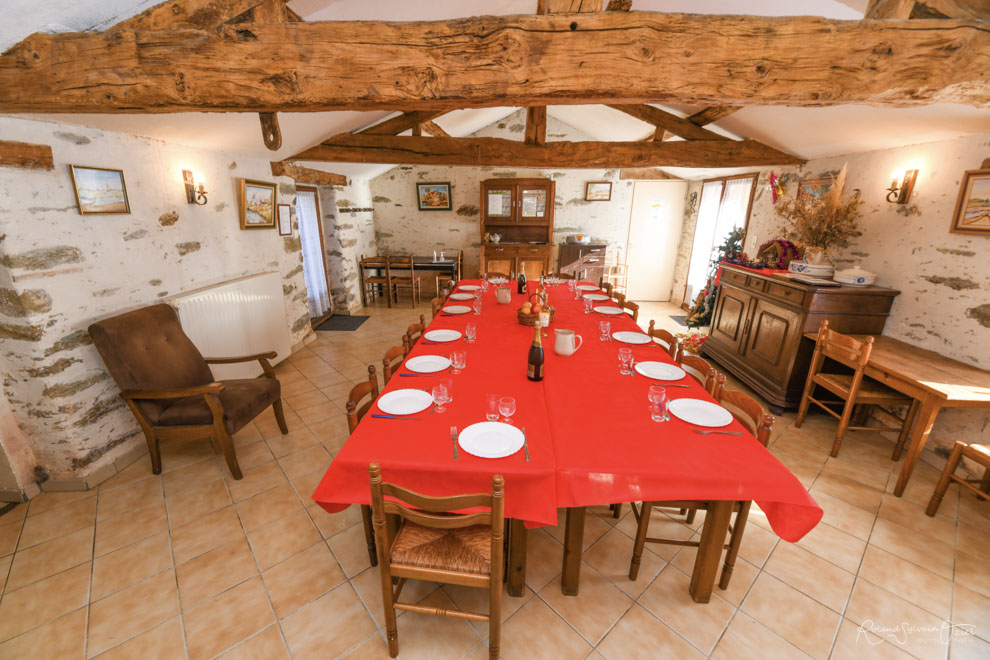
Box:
834, 266, 876, 287
787, 260, 835, 278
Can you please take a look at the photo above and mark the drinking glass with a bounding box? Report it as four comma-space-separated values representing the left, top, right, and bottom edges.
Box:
432, 384, 450, 413
618, 348, 633, 375
568, 279, 576, 293
486, 394, 499, 421
498, 396, 517, 424
481, 279, 490, 292
599, 320, 611, 342
472, 298, 482, 315
465, 322, 477, 343
648, 385, 668, 422
441, 377, 454, 404
584, 298, 594, 314
450, 350, 466, 374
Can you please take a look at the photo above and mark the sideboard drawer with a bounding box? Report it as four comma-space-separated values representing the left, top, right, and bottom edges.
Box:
766, 282, 805, 306
721, 269, 749, 288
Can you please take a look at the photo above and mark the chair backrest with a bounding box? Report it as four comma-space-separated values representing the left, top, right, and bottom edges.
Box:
713, 374, 774, 446
647, 320, 680, 359
455, 250, 463, 280
599, 281, 613, 297
486, 271, 510, 281
407, 320, 425, 346
389, 255, 415, 277
346, 365, 380, 433
88, 304, 215, 421
553, 272, 576, 280
360, 255, 390, 278
619, 298, 639, 321
679, 353, 716, 394
431, 297, 443, 318
382, 346, 406, 385
814, 320, 873, 371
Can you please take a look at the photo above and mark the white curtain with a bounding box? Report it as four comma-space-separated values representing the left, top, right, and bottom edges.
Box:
684, 177, 755, 304
296, 190, 331, 318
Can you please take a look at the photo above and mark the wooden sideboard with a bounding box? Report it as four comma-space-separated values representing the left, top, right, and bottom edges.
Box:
558, 243, 606, 284
702, 265, 899, 411
480, 178, 554, 280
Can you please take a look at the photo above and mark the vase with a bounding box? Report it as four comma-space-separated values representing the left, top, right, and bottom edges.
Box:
805, 247, 828, 265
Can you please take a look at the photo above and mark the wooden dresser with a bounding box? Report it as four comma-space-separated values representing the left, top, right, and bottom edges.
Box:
479, 178, 554, 280
558, 243, 606, 284
702, 265, 900, 412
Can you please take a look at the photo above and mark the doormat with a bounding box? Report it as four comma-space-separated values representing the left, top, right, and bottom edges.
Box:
670, 315, 689, 327
315, 315, 369, 332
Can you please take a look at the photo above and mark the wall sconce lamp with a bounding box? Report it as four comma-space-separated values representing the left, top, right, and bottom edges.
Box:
182, 169, 208, 205
886, 169, 918, 204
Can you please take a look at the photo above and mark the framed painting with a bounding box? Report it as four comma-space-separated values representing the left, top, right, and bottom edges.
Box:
416, 182, 452, 211
950, 169, 990, 235
277, 203, 292, 236
796, 176, 834, 201
585, 181, 612, 202
69, 165, 130, 214
239, 179, 277, 229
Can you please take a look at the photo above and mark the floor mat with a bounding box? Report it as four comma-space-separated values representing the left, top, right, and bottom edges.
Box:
670, 315, 689, 327
314, 315, 369, 332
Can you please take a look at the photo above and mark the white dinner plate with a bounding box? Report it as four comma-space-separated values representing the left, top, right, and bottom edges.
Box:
577, 284, 600, 291
458, 284, 480, 291
442, 305, 471, 314
458, 422, 525, 459
612, 331, 652, 345
634, 361, 687, 381
405, 355, 452, 374
594, 306, 624, 315
583, 293, 609, 302
448, 293, 474, 300
377, 389, 434, 415
423, 329, 462, 342
668, 399, 733, 427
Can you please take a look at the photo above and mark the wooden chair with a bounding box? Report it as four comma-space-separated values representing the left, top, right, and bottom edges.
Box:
796, 320, 918, 459
360, 255, 391, 308
406, 317, 426, 347
346, 365, 381, 565
88, 304, 288, 481
431, 297, 444, 319
629, 374, 774, 590
382, 345, 408, 385
679, 352, 717, 394
599, 280, 613, 298
647, 320, 680, 359
435, 250, 462, 293
927, 441, 990, 516
389, 256, 422, 307
552, 272, 576, 280
614, 293, 639, 322
369, 464, 505, 659
486, 271, 510, 281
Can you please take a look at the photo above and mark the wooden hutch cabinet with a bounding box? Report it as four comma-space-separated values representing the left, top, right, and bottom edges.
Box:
479, 178, 554, 281
702, 264, 899, 412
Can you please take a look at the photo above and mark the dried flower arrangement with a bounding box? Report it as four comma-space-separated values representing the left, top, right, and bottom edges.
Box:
774, 164, 863, 255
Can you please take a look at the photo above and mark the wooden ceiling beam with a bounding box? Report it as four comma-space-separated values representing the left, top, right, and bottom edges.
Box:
686, 106, 742, 126
607, 104, 731, 141
259, 112, 281, 150
420, 120, 450, 138
2, 13, 988, 113
866, 0, 990, 19
0, 140, 54, 170
112, 0, 272, 30
271, 161, 347, 186
358, 111, 446, 136
291, 134, 805, 169
525, 107, 547, 146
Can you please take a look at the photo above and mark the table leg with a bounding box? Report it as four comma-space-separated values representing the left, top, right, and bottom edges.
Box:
561, 507, 585, 596
689, 500, 732, 604
507, 519, 527, 597
893, 397, 941, 497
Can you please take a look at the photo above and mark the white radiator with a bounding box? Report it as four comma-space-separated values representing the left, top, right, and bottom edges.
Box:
171, 272, 292, 380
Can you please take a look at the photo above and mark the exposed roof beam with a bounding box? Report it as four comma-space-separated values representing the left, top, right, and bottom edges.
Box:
291, 134, 805, 169
420, 120, 450, 138
2, 13, 988, 113
259, 112, 281, 150
866, 0, 990, 19
112, 0, 276, 30
525, 107, 547, 146
358, 111, 446, 136
271, 161, 347, 186
607, 105, 731, 141
686, 106, 742, 126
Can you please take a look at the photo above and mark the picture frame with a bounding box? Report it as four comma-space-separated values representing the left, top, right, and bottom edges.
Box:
69, 165, 130, 215
796, 176, 834, 201
585, 181, 612, 202
239, 178, 277, 229
416, 182, 452, 211
950, 169, 990, 235
277, 203, 292, 236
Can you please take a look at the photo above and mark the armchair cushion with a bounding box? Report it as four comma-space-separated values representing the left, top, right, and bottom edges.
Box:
156, 378, 280, 434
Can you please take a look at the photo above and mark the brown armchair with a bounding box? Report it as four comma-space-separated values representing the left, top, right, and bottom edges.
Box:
88, 304, 288, 480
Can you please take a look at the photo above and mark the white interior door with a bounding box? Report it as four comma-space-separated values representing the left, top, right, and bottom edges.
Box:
625, 180, 687, 301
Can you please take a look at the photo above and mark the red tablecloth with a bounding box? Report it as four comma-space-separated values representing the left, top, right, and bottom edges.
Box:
312, 280, 822, 541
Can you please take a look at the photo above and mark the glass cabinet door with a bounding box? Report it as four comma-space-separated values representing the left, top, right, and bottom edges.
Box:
484, 188, 514, 220
519, 187, 548, 221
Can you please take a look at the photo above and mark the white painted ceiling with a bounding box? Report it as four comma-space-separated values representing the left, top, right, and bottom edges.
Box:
4, 0, 989, 181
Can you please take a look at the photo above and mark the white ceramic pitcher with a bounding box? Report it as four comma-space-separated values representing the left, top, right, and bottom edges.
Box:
553, 329, 583, 356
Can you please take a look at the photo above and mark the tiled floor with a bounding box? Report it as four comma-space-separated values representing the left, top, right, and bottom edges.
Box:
0, 297, 988, 659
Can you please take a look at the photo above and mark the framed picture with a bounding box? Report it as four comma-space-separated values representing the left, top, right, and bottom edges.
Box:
69, 165, 130, 214
950, 169, 990, 235
585, 181, 612, 202
277, 204, 292, 236
416, 182, 452, 211
239, 179, 277, 229
796, 176, 834, 201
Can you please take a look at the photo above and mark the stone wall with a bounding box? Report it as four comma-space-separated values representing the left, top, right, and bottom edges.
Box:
369, 109, 637, 278
0, 116, 314, 493
319, 179, 376, 315
670, 131, 990, 455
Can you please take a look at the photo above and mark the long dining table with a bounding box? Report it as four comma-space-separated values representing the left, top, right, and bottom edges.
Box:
313, 279, 822, 603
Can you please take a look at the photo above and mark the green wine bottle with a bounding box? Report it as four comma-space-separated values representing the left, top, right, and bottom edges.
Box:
527, 322, 545, 382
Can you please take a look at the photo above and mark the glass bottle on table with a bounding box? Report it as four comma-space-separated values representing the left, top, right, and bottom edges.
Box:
526, 322, 544, 382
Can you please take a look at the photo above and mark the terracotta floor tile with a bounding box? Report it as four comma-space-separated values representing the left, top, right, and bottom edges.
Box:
264, 542, 345, 619
869, 517, 954, 579
831, 616, 914, 659
955, 550, 990, 598
277, 444, 331, 480
295, 401, 342, 427
350, 569, 439, 628
340, 633, 390, 659
710, 611, 808, 660
0, 554, 10, 593
5, 525, 93, 592
669, 547, 760, 607
161, 458, 222, 497
308, 502, 361, 538
0, 607, 87, 660
811, 470, 884, 513
171, 505, 245, 565
227, 460, 287, 503
247, 509, 321, 570
544, 511, 612, 550
957, 491, 990, 532
184, 576, 274, 660
763, 541, 855, 612
878, 493, 955, 543
96, 458, 155, 494
232, 423, 264, 448
443, 582, 534, 636
231, 440, 275, 471
0, 563, 91, 642
290, 470, 324, 504
217, 625, 289, 659
87, 569, 179, 657
953, 583, 990, 643
0, 518, 21, 557
957, 521, 990, 561
522, 529, 563, 591
845, 578, 948, 660
166, 479, 231, 529
741, 573, 840, 660
637, 566, 735, 654
821, 451, 891, 491
91, 532, 172, 601
236, 483, 301, 532
281, 583, 377, 659
583, 526, 665, 600
499, 596, 592, 660
794, 521, 866, 574
951, 634, 990, 660
539, 562, 632, 645
387, 589, 483, 659
92, 617, 185, 660
18, 496, 97, 549
811, 489, 876, 541
93, 500, 168, 557
736, 518, 779, 567
176, 537, 258, 608
26, 490, 95, 518
96, 477, 162, 521
286, 388, 330, 412
267, 428, 321, 458
597, 602, 703, 659
616, 510, 694, 561
859, 544, 953, 620
328, 520, 375, 578
160, 437, 216, 474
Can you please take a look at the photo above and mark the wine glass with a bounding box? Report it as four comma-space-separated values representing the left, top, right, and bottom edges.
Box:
450, 350, 466, 374
498, 396, 517, 425
648, 385, 668, 422
432, 384, 450, 414
465, 322, 477, 343
618, 348, 633, 375
599, 320, 611, 342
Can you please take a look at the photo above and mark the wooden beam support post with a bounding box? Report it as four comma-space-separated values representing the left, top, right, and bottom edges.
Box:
608, 104, 731, 141
420, 120, 450, 138
0, 140, 54, 170
525, 107, 547, 146
271, 161, 348, 186
259, 112, 282, 150
686, 106, 742, 126
359, 111, 446, 136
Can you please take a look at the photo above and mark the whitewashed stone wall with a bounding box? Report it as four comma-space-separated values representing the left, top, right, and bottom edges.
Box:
0, 116, 313, 490
670, 131, 990, 455
369, 109, 636, 278
319, 179, 376, 315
